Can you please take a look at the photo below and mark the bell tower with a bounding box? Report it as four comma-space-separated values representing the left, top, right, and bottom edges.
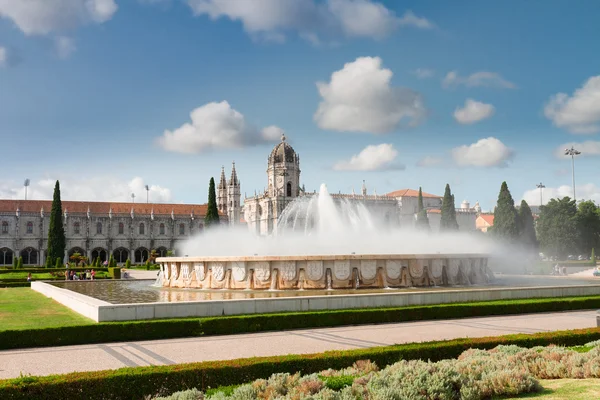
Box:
227, 162, 241, 225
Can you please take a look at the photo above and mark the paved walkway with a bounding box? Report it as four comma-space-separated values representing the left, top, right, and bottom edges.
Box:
0, 310, 596, 379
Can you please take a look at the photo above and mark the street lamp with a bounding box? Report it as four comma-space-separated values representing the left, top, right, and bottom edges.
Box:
145, 185, 150, 204
536, 182, 545, 206
131, 193, 136, 203
24, 179, 30, 200
564, 147, 581, 201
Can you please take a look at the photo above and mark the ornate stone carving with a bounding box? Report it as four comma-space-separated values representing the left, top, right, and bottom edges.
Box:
162, 263, 169, 280
231, 261, 246, 282
211, 262, 225, 281
431, 259, 443, 279
275, 261, 296, 281
181, 263, 190, 280
360, 260, 377, 280
170, 263, 178, 280
334, 260, 350, 280
254, 261, 271, 281
194, 262, 205, 281
409, 259, 424, 278
385, 260, 402, 280
306, 260, 323, 281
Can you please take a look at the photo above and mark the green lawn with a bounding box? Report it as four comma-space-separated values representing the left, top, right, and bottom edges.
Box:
501, 379, 600, 399
0, 288, 95, 331
0, 271, 110, 281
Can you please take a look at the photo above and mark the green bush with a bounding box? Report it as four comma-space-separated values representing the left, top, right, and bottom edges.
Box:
1, 327, 600, 400
108, 267, 121, 279
12, 257, 17, 269
54, 258, 61, 269
319, 375, 354, 391
124, 259, 131, 269
16, 257, 23, 269
0, 282, 30, 288
0, 268, 108, 275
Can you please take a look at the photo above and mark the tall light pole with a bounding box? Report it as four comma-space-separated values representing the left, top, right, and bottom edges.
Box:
564, 146, 581, 201
145, 185, 150, 204
131, 193, 135, 203
24, 179, 30, 200
536, 182, 545, 206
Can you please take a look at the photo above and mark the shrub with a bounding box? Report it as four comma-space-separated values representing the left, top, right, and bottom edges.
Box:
17, 257, 23, 269
108, 267, 121, 279
125, 259, 131, 269
54, 258, 61, 269
12, 257, 17, 269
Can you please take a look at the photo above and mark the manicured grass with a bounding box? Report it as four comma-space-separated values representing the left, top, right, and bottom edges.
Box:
505, 379, 600, 399
0, 288, 95, 331
0, 271, 110, 281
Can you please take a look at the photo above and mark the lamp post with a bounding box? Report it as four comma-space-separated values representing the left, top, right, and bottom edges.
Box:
131, 193, 135, 203
145, 185, 150, 204
564, 147, 581, 201
536, 182, 545, 206
24, 179, 30, 200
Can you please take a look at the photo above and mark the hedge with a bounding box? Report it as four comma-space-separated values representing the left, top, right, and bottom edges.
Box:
0, 268, 109, 275
2, 327, 600, 400
0, 282, 30, 288
2, 295, 600, 351
108, 267, 121, 279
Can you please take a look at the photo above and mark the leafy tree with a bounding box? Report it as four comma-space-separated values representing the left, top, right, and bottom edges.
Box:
204, 177, 220, 228
47, 181, 66, 266
576, 200, 600, 256
440, 184, 459, 231
415, 187, 430, 231
537, 197, 579, 260
491, 182, 519, 242
17, 256, 23, 269
517, 200, 538, 249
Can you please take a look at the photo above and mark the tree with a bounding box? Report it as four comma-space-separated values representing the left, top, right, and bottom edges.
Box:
55, 257, 62, 268
440, 184, 459, 231
47, 181, 66, 267
12, 256, 17, 269
537, 197, 579, 260
17, 256, 23, 269
517, 200, 538, 249
491, 182, 519, 242
204, 177, 220, 228
415, 187, 430, 231
125, 259, 131, 269
575, 200, 600, 256
592, 248, 596, 265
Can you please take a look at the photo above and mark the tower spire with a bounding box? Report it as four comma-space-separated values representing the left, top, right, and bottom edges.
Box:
218, 166, 227, 189
230, 161, 239, 186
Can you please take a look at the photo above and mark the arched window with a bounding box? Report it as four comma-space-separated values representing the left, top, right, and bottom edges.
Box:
179, 223, 185, 235
0, 248, 13, 265
96, 222, 102, 234
286, 182, 292, 197
118, 222, 124, 234
139, 223, 145, 235
26, 221, 33, 234
20, 247, 38, 265
159, 223, 165, 235
74, 222, 80, 234
1, 221, 8, 234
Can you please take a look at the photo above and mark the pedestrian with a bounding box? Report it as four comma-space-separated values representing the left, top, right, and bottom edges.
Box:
27, 272, 32, 282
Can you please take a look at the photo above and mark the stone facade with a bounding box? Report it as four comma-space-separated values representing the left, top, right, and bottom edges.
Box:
217, 162, 242, 226
0, 200, 225, 266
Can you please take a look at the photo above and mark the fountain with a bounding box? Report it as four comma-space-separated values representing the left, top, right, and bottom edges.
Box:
156, 184, 493, 290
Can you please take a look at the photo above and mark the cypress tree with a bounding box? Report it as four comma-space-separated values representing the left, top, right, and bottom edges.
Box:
440, 184, 459, 231
204, 177, 220, 228
517, 200, 538, 249
125, 259, 131, 269
47, 181, 66, 266
591, 248, 596, 265
55, 257, 62, 269
17, 256, 23, 269
415, 187, 430, 231
492, 181, 519, 242
12, 256, 17, 269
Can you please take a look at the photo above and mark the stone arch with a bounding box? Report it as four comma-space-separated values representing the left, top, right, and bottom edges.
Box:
156, 246, 168, 257
20, 247, 38, 265
68, 247, 85, 257
91, 248, 108, 263
0, 247, 14, 265
286, 182, 292, 197
113, 247, 129, 264
134, 247, 149, 264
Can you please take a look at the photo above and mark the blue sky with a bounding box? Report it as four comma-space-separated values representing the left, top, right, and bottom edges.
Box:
1, 0, 599, 211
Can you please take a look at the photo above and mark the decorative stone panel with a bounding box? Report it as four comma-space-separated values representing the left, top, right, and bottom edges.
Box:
274, 260, 296, 281
334, 260, 351, 280
231, 261, 246, 282
385, 260, 402, 280
254, 261, 271, 281
360, 260, 377, 280
306, 260, 323, 281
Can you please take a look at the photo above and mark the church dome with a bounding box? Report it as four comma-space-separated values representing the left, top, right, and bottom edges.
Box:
269, 134, 298, 164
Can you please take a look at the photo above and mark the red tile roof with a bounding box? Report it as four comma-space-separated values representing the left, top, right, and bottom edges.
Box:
386, 189, 441, 198
478, 214, 494, 225
0, 200, 225, 216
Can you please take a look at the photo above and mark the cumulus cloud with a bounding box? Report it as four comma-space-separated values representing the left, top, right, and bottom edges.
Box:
314, 56, 426, 134
452, 137, 513, 167
0, 0, 117, 35
554, 141, 600, 159
413, 68, 434, 79
416, 155, 443, 167
522, 183, 600, 205
157, 101, 282, 154
453, 99, 495, 124
55, 36, 76, 59
333, 143, 403, 171
544, 76, 600, 134
442, 70, 516, 89
188, 0, 433, 43
0, 176, 172, 203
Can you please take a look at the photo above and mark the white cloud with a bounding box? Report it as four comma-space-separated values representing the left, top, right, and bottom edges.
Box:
0, 0, 117, 35
413, 68, 434, 79
0, 176, 172, 203
416, 155, 443, 167
55, 36, 76, 59
522, 183, 600, 206
314, 56, 426, 134
157, 101, 281, 154
333, 143, 403, 171
452, 137, 513, 167
453, 99, 495, 124
0, 46, 6, 67
0, 45, 20, 67
187, 0, 432, 43
442, 70, 516, 89
544, 76, 600, 134
554, 141, 600, 159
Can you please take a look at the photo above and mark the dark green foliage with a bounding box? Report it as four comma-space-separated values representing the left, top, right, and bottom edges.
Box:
537, 197, 579, 260
592, 248, 596, 264
124, 259, 131, 269
12, 257, 17, 269
320, 375, 354, 390
2, 327, 600, 400
204, 177, 220, 228
108, 255, 116, 268
47, 181, 66, 266
576, 200, 600, 256
108, 267, 121, 279
17, 257, 23, 269
517, 200, 538, 249
54, 258, 61, 269
145, 260, 150, 270
415, 187, 430, 231
492, 182, 519, 242
440, 184, 458, 231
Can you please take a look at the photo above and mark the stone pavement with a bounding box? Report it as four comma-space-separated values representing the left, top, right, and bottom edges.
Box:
0, 310, 596, 379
